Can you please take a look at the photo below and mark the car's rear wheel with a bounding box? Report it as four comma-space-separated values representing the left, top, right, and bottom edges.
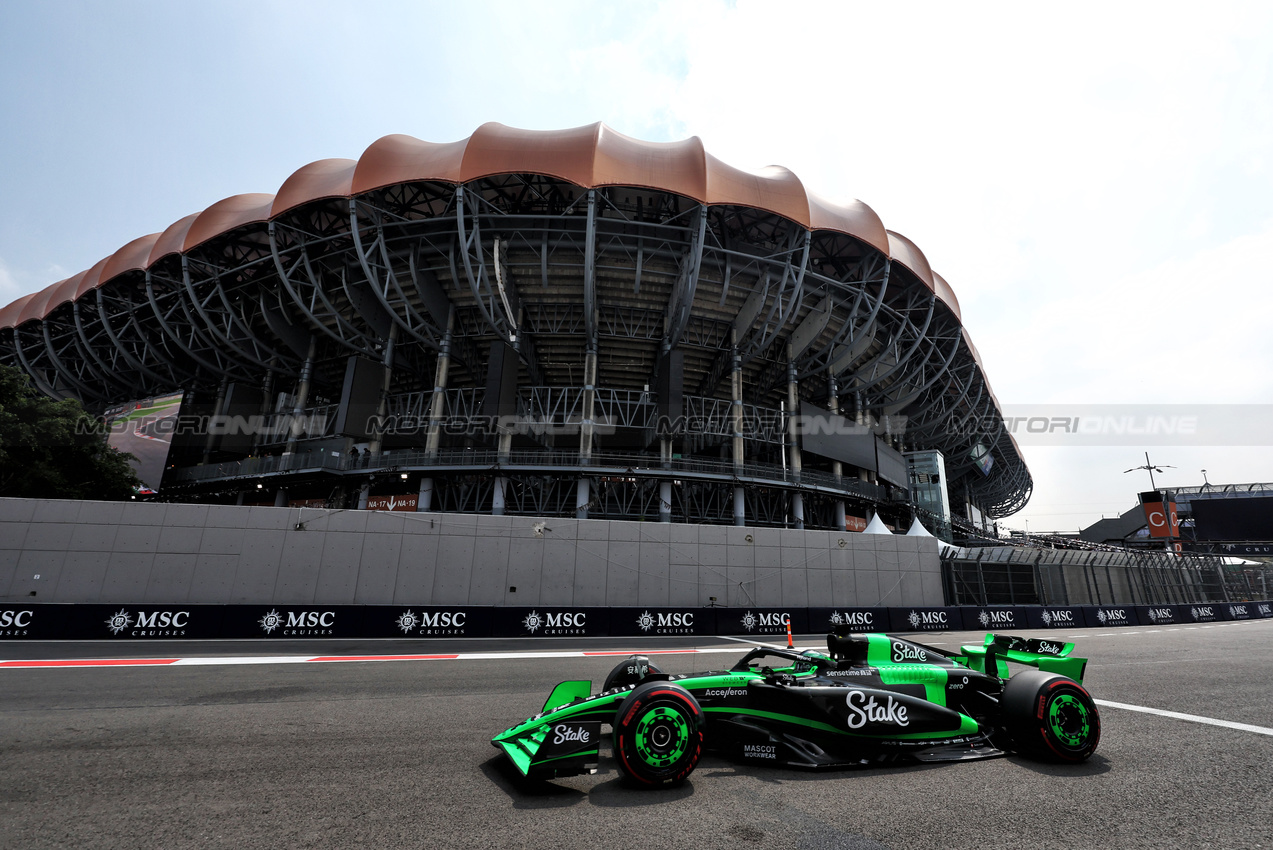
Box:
1002, 669, 1100, 762
613, 682, 703, 787
602, 655, 664, 692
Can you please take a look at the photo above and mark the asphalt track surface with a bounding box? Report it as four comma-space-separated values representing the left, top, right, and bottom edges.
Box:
3, 622, 1272, 850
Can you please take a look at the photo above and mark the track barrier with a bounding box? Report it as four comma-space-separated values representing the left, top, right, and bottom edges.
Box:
1, 601, 1270, 641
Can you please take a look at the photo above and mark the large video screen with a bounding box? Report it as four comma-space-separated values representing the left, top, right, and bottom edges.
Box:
103, 391, 184, 492
1190, 496, 1273, 542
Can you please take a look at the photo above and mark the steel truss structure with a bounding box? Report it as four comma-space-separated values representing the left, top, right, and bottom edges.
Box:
0, 123, 1031, 527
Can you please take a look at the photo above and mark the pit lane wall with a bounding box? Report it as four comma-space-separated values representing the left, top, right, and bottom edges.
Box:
0, 497, 941, 611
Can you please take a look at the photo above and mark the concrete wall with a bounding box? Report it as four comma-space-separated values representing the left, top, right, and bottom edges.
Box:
0, 497, 943, 607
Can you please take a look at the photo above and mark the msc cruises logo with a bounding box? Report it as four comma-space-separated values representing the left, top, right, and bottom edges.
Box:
977, 609, 1016, 628
398, 610, 468, 635
1041, 609, 1077, 627
636, 611, 695, 633
259, 609, 284, 634
104, 609, 191, 636
522, 611, 586, 634
0, 610, 33, 631
829, 611, 873, 627
105, 609, 133, 635
258, 609, 336, 635
740, 611, 789, 632
906, 610, 948, 629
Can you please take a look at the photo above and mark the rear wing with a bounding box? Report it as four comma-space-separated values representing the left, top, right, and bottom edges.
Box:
953, 634, 1087, 682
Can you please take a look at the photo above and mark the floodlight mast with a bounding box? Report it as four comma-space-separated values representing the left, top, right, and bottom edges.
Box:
1124, 451, 1175, 491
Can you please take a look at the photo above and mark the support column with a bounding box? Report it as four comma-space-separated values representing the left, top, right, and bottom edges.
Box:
285, 337, 317, 455
424, 310, 454, 459
417, 477, 433, 512
367, 323, 399, 458
731, 334, 745, 527
357, 482, 369, 509
855, 391, 871, 484
659, 437, 673, 523
577, 343, 597, 519
253, 366, 275, 455
492, 477, 506, 515
202, 376, 229, 464
493, 425, 512, 516
786, 344, 804, 529
274, 488, 287, 508
829, 370, 846, 530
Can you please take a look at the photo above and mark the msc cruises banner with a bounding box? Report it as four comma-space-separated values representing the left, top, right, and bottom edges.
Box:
3, 602, 1271, 640
607, 608, 717, 637
959, 606, 1034, 632
1025, 607, 1085, 629
807, 607, 891, 633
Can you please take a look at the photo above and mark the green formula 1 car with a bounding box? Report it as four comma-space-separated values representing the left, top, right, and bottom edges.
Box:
492, 630, 1100, 787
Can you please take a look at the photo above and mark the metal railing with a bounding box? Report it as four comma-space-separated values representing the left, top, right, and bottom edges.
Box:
168, 444, 897, 503
941, 545, 1272, 607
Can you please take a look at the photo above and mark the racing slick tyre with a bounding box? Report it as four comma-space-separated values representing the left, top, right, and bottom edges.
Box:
1002, 669, 1101, 762
602, 655, 665, 692
613, 681, 704, 787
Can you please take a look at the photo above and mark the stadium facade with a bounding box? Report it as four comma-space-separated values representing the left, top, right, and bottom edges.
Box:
0, 123, 1030, 534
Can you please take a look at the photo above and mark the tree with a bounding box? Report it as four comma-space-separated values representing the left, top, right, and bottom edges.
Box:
0, 364, 140, 500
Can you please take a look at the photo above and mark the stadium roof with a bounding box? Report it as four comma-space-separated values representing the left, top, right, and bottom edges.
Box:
1, 121, 968, 329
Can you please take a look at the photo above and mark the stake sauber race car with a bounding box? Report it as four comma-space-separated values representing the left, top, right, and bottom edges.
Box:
492, 630, 1100, 787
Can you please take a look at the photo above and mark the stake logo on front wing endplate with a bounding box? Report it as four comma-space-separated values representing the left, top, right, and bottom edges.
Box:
552, 724, 591, 745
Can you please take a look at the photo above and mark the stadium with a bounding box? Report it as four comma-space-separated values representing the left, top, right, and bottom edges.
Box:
0, 122, 1029, 536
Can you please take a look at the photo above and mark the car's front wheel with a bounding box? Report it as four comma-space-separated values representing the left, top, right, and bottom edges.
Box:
1002, 669, 1100, 762
613, 681, 703, 787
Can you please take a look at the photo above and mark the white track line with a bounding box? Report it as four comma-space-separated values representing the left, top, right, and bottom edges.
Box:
1095, 699, 1273, 737
0, 645, 765, 670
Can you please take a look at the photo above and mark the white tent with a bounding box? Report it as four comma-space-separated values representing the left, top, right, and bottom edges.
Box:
904, 516, 933, 537
862, 512, 894, 535
905, 516, 956, 554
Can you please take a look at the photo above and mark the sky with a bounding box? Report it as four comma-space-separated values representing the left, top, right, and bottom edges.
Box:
2, 0, 1272, 531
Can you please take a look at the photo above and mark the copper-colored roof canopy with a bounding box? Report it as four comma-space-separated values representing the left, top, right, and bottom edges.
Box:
1, 121, 967, 328
885, 231, 935, 292
100, 233, 162, 283
0, 291, 42, 329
